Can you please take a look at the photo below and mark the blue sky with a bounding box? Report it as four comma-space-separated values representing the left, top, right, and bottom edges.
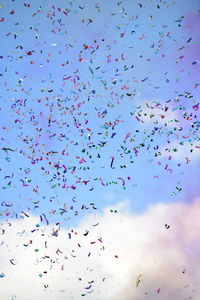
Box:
0, 0, 199, 227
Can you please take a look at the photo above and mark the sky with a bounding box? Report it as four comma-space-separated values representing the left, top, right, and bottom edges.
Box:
0, 0, 200, 299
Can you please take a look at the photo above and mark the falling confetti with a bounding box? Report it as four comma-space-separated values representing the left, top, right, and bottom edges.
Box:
0, 0, 199, 299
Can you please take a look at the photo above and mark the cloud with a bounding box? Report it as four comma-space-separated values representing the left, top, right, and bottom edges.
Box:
0, 198, 200, 300
131, 100, 180, 128
160, 140, 200, 161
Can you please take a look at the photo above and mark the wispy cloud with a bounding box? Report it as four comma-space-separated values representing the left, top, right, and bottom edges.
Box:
160, 140, 200, 161
0, 198, 200, 299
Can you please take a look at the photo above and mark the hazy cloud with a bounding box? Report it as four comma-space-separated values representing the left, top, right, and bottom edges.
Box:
0, 198, 200, 300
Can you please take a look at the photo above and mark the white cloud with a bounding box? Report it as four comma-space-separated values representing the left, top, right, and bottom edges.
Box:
0, 198, 200, 300
160, 140, 200, 161
131, 100, 180, 127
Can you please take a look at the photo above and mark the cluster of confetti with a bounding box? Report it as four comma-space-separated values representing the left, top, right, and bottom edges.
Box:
0, 0, 199, 298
